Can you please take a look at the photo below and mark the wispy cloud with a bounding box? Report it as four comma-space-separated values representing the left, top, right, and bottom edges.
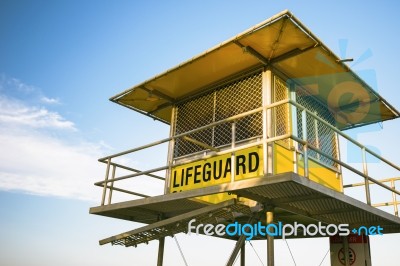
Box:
0, 96, 75, 130
41, 96, 61, 105
0, 130, 105, 201
0, 74, 36, 95
0, 75, 108, 202
0, 73, 61, 106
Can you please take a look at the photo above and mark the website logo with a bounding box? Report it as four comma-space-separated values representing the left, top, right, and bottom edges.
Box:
187, 219, 383, 240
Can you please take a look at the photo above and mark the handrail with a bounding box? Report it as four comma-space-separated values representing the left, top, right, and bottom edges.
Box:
95, 165, 169, 186
98, 99, 289, 162
95, 134, 291, 186
94, 99, 400, 216
288, 100, 400, 172
292, 135, 400, 197
109, 162, 165, 180
344, 177, 400, 188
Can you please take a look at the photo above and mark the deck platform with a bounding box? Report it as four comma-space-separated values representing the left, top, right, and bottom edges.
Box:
90, 172, 400, 246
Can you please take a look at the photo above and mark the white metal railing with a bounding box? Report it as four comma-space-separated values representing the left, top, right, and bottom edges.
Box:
344, 177, 400, 216
94, 99, 400, 217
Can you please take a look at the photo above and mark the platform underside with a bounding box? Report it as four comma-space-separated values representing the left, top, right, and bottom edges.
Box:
90, 172, 400, 246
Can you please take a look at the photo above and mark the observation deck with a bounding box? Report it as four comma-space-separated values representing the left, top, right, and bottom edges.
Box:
90, 99, 400, 244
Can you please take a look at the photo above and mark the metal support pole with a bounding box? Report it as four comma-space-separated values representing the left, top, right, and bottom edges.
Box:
334, 132, 343, 191
164, 106, 176, 194
342, 236, 350, 266
107, 165, 116, 205
301, 110, 309, 178
101, 158, 111, 206
262, 71, 269, 176
361, 147, 371, 205
288, 80, 297, 139
266, 208, 274, 266
288, 81, 299, 174
157, 237, 165, 266
262, 69, 273, 176
241, 242, 245, 266
313, 111, 320, 161
227, 216, 255, 266
226, 233, 247, 266
267, 74, 273, 176
231, 121, 236, 183
391, 179, 398, 216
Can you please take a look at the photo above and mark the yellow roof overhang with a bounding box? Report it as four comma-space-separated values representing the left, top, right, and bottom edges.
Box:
111, 10, 399, 130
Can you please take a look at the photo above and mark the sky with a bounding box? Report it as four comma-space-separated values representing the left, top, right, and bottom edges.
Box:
1, 0, 400, 265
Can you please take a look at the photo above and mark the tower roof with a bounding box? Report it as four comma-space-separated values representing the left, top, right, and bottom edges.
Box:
111, 10, 399, 130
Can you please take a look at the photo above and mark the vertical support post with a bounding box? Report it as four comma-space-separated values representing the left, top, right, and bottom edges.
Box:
266, 207, 274, 266
391, 179, 398, 216
334, 132, 343, 191
212, 91, 217, 147
240, 242, 245, 266
313, 111, 320, 161
157, 237, 165, 266
301, 110, 309, 178
231, 121, 236, 183
288, 80, 297, 138
101, 158, 111, 206
262, 69, 273, 176
226, 234, 247, 266
342, 236, 350, 266
361, 147, 371, 205
289, 80, 298, 174
226, 216, 255, 266
107, 165, 116, 205
293, 150, 298, 174
164, 106, 176, 194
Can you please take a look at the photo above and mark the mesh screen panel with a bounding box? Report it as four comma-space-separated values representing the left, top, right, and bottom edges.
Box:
174, 72, 262, 157
273, 76, 290, 147
296, 88, 338, 167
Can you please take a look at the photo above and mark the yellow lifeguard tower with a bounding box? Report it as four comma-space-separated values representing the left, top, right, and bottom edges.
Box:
90, 10, 400, 265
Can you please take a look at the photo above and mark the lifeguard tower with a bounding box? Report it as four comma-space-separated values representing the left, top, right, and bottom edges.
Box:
90, 10, 400, 265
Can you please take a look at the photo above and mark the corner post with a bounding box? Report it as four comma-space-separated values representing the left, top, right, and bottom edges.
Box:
262, 69, 273, 176
164, 106, 177, 194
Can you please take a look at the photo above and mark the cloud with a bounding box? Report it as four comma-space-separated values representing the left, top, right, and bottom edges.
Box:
0, 129, 105, 201
41, 96, 61, 105
0, 75, 108, 202
0, 74, 36, 95
0, 73, 61, 106
0, 96, 75, 130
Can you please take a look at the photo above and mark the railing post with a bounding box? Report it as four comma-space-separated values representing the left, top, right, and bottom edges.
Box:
313, 111, 320, 161
107, 165, 116, 205
288, 89, 299, 175
164, 106, 176, 194
361, 147, 371, 205
391, 179, 398, 216
101, 158, 111, 206
334, 132, 343, 191
231, 121, 236, 183
301, 109, 309, 178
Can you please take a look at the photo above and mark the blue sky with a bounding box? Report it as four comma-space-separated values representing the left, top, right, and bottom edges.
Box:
1, 1, 400, 265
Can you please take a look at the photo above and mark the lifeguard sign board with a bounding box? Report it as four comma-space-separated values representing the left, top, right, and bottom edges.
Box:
170, 146, 263, 193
